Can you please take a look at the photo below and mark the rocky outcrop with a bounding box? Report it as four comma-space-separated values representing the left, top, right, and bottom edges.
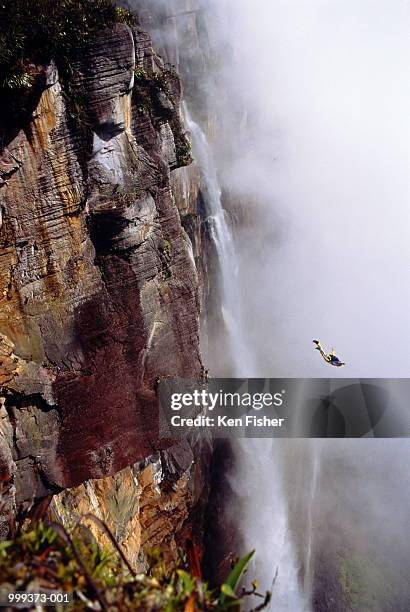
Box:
125, 0, 221, 355
50, 440, 210, 568
0, 21, 205, 543
126, 1, 212, 117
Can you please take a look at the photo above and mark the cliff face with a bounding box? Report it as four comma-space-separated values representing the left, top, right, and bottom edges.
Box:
51, 439, 210, 568
0, 21, 205, 546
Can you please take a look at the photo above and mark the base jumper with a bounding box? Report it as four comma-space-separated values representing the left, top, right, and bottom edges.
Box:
313, 340, 346, 367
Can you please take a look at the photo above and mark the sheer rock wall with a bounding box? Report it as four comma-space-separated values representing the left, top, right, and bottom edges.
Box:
0, 21, 205, 553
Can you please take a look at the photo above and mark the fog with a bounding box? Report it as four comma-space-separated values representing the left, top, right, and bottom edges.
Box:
201, 2, 410, 610
207, 0, 410, 378
124, 1, 410, 609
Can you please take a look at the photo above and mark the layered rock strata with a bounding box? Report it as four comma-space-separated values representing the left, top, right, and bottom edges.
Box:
0, 21, 205, 550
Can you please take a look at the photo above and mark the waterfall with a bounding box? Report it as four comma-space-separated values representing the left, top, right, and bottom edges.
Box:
184, 108, 256, 377
231, 440, 310, 611
304, 447, 320, 598
185, 108, 308, 611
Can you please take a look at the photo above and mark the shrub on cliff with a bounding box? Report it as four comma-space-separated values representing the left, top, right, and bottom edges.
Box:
0, 0, 134, 90
0, 519, 271, 610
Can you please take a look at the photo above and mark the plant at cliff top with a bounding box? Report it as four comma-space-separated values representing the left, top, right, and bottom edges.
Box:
0, 518, 271, 610
0, 0, 135, 92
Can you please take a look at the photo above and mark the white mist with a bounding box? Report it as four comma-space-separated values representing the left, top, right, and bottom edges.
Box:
200, 1, 409, 610
185, 108, 308, 610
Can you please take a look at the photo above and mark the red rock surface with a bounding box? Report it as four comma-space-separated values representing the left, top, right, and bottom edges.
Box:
0, 23, 203, 530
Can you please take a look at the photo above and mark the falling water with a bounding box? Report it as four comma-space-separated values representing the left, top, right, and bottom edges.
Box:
185, 108, 308, 610
304, 446, 320, 599
231, 439, 311, 611
184, 108, 256, 377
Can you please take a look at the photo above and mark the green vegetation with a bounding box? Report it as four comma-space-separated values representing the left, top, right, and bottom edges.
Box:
132, 66, 171, 115
133, 66, 192, 167
339, 554, 390, 611
0, 519, 270, 610
161, 240, 172, 262
112, 185, 143, 208
180, 212, 198, 235
0, 0, 134, 91
174, 132, 193, 167
134, 68, 169, 94
159, 239, 173, 279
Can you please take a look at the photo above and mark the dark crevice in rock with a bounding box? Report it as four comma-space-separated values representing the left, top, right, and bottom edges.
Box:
89, 210, 132, 257
3, 391, 57, 414
202, 440, 241, 586
0, 72, 47, 150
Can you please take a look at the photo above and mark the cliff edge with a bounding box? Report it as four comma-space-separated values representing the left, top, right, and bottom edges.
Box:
0, 14, 206, 561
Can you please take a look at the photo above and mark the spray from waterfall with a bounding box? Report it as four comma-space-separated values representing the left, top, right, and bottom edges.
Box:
184, 107, 256, 377
185, 107, 308, 611
134, 1, 410, 609
304, 447, 320, 598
